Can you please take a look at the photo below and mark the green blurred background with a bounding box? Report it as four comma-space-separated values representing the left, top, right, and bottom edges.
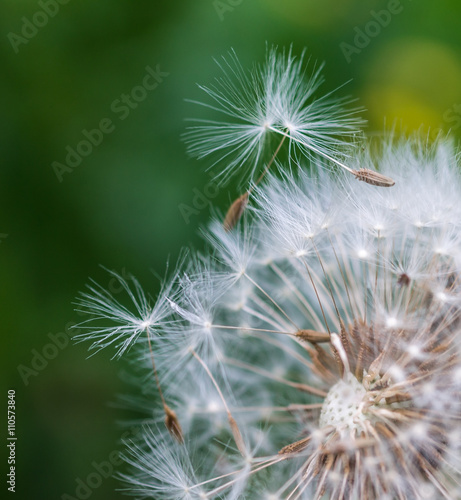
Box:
2, 0, 461, 498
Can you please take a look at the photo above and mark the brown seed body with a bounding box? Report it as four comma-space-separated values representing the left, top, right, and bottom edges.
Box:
164, 404, 184, 443
223, 192, 249, 231
296, 329, 330, 343
353, 168, 395, 187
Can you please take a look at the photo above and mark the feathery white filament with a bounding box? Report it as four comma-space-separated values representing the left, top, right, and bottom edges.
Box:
75, 48, 461, 499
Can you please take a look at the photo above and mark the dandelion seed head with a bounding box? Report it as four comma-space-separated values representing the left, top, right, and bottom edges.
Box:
78, 46, 461, 498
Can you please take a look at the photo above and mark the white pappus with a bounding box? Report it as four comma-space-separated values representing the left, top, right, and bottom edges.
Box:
75, 48, 461, 500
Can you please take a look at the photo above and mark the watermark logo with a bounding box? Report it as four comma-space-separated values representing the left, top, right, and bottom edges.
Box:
7, 0, 71, 54
179, 172, 225, 224
340, 0, 412, 63
213, 0, 244, 21
51, 65, 169, 183
61, 452, 122, 500
60, 421, 145, 499
17, 322, 77, 386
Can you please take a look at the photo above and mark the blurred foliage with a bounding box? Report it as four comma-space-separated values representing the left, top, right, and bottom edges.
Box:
2, 0, 461, 498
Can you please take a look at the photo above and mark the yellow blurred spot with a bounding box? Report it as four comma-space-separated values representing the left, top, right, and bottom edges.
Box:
363, 39, 461, 136
364, 86, 442, 134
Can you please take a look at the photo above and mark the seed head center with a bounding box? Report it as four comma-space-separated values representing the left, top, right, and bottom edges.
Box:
319, 373, 368, 433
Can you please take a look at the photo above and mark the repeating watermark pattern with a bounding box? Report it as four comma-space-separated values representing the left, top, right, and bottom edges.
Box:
7, 390, 16, 493
51, 65, 169, 183
60, 420, 147, 500
340, 0, 412, 63
179, 171, 227, 224
213, 0, 244, 21
7, 0, 71, 54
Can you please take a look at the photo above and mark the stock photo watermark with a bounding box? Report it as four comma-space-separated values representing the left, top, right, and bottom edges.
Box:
17, 322, 78, 386
340, 0, 412, 63
7, 390, 16, 493
61, 450, 122, 500
51, 65, 169, 183
7, 0, 71, 54
61, 421, 146, 500
17, 267, 133, 386
213, 0, 244, 21
178, 171, 227, 224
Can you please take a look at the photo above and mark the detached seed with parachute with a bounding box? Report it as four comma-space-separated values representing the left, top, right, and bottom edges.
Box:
353, 169, 395, 187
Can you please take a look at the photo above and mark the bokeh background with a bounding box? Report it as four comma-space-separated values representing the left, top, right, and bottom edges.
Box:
2, 0, 461, 498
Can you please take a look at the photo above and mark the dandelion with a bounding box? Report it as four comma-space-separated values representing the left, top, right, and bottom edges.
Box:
75, 49, 461, 499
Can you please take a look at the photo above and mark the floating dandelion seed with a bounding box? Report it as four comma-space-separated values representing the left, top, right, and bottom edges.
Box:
184, 46, 365, 184
75, 48, 461, 500
184, 47, 394, 230
74, 266, 185, 442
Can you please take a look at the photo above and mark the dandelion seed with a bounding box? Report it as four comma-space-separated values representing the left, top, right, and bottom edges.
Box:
74, 267, 185, 442
184, 46, 364, 185
73, 269, 175, 358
